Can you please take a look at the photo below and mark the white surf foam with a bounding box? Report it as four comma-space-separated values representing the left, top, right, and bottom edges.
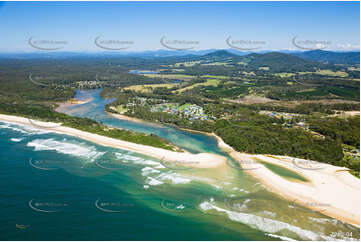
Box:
199, 200, 337, 241
231, 187, 250, 193
308, 217, 338, 225
265, 233, 296, 241
141, 167, 161, 176
0, 121, 50, 135
155, 171, 192, 184
10, 138, 23, 142
115, 152, 165, 168
263, 211, 276, 218
146, 177, 164, 186
27, 138, 104, 161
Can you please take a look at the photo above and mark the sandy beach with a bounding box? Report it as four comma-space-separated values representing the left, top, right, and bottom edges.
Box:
1, 113, 359, 226
55, 98, 93, 113
106, 112, 164, 127
94, 111, 361, 226
213, 133, 360, 227
0, 114, 226, 169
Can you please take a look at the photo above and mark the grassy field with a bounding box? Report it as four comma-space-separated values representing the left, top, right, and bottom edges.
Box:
242, 71, 256, 76
174, 79, 221, 93
201, 75, 230, 79
174, 61, 201, 67
124, 83, 178, 93
141, 73, 197, 81
274, 73, 296, 78
201, 62, 230, 66
110, 105, 128, 114
315, 69, 349, 77
297, 71, 314, 75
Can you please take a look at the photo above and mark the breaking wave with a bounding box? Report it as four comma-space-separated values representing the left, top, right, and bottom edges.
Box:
199, 199, 338, 241
0, 121, 50, 135
27, 138, 104, 162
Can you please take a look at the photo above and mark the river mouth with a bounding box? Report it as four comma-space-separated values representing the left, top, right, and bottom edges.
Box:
57, 89, 226, 156
49, 88, 360, 240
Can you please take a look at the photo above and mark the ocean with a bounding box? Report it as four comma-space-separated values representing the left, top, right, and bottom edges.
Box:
0, 89, 359, 241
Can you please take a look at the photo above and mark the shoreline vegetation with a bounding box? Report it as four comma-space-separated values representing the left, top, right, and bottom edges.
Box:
1, 48, 359, 229
0, 114, 226, 168
0, 112, 359, 227
107, 110, 360, 227
105, 95, 360, 177
212, 133, 360, 228
0, 103, 178, 151
94, 107, 361, 227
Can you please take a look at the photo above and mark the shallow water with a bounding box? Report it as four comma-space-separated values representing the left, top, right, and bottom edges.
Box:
0, 89, 359, 240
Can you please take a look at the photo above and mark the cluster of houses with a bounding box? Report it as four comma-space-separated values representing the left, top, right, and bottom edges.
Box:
259, 110, 300, 120
76, 80, 103, 89
150, 103, 211, 121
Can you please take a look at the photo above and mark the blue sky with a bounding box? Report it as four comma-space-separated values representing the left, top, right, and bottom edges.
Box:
0, 1, 359, 52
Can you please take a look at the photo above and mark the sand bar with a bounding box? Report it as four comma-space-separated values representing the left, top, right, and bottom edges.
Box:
213, 133, 360, 227
0, 114, 226, 168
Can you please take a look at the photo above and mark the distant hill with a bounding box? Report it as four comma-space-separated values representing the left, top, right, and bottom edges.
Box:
171, 50, 323, 72
237, 52, 321, 72
242, 52, 309, 65
292, 50, 360, 65
201, 50, 241, 60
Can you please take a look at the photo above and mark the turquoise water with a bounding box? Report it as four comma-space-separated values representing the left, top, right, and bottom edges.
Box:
0, 89, 359, 241
58, 89, 224, 155
0, 122, 270, 240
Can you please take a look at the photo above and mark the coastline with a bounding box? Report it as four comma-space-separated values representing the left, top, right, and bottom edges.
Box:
212, 133, 360, 227
106, 112, 165, 127
55, 98, 92, 113
107, 112, 360, 226
0, 114, 226, 169
44, 105, 361, 227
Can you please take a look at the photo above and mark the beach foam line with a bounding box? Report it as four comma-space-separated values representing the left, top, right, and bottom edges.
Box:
10, 138, 23, 142
199, 200, 340, 241
212, 132, 360, 227
27, 138, 104, 162
0, 121, 50, 135
0, 114, 226, 169
115, 152, 165, 169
